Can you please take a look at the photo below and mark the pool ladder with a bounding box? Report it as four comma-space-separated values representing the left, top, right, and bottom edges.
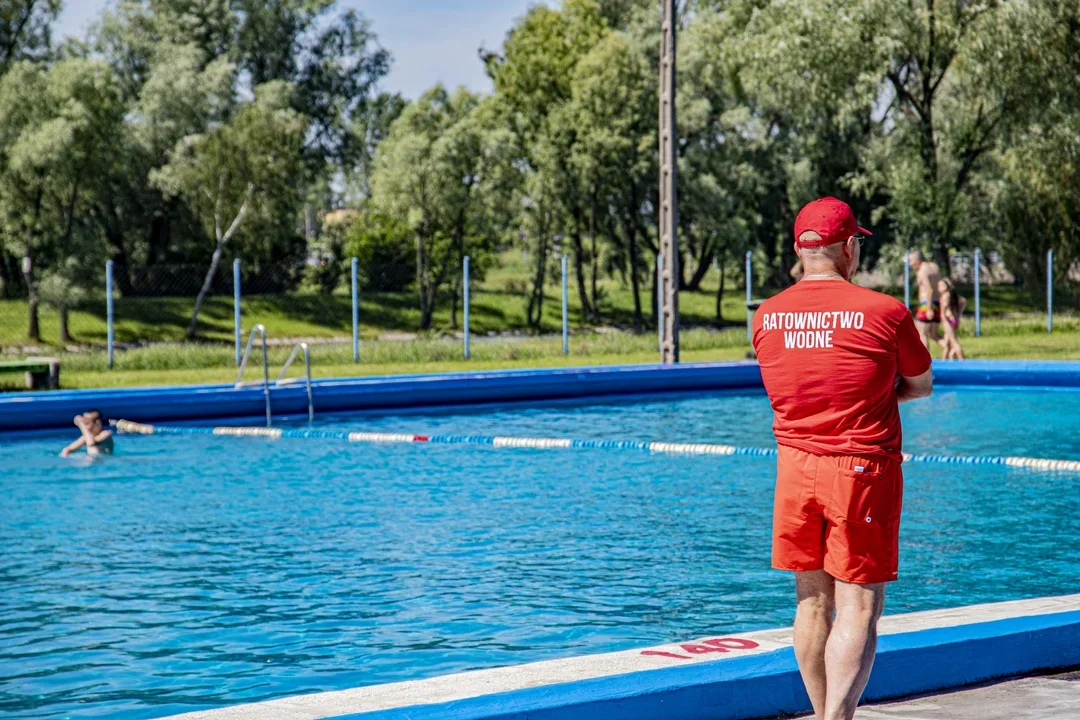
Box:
236, 324, 314, 426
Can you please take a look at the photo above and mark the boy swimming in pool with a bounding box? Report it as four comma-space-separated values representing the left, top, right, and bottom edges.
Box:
60, 410, 114, 457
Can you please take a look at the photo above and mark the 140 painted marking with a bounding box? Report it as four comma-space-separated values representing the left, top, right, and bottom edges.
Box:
640, 637, 760, 660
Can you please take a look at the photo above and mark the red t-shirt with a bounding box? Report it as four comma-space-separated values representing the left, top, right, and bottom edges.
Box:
751, 281, 932, 461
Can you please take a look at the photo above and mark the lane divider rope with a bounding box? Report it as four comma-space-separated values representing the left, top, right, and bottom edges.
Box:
111, 420, 1080, 473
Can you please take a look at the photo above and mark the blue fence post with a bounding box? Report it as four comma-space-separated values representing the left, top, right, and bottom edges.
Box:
903, 250, 911, 309
463, 255, 471, 359
351, 256, 359, 363
1047, 248, 1053, 334
657, 253, 664, 354
233, 259, 241, 366
106, 260, 115, 369
561, 253, 569, 355
973, 248, 981, 337
745, 250, 753, 343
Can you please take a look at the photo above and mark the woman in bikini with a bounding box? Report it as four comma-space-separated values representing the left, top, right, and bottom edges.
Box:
937, 278, 966, 360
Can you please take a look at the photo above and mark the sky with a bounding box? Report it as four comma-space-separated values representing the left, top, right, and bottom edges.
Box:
55, 0, 542, 99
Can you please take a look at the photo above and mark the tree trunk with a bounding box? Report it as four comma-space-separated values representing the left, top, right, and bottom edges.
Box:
24, 260, 39, 341
187, 189, 250, 339
589, 194, 599, 314
715, 257, 726, 324
933, 232, 951, 277
449, 272, 460, 330
187, 241, 224, 338
568, 208, 593, 322
526, 230, 548, 329
59, 306, 71, 344
685, 235, 714, 291
0, 252, 19, 298
448, 187, 470, 330
106, 231, 134, 296
625, 186, 643, 328
419, 304, 434, 330
416, 230, 430, 330
651, 254, 659, 326
421, 282, 438, 330
571, 230, 592, 322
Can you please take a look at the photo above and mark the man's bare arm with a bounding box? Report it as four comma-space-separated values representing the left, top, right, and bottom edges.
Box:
60, 436, 86, 457
897, 368, 933, 404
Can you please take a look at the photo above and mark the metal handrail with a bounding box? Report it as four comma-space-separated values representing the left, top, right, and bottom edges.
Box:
275, 342, 314, 422
235, 324, 271, 427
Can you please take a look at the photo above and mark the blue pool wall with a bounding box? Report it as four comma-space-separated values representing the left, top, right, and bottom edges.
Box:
2, 359, 1079, 433
330, 608, 1080, 720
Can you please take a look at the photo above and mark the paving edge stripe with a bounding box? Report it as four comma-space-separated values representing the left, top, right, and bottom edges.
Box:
323, 610, 1080, 720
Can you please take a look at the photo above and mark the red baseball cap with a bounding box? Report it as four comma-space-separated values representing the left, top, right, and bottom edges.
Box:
794, 197, 871, 247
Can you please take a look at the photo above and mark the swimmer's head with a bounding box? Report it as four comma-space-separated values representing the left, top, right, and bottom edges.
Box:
83, 409, 103, 433
907, 249, 924, 269
937, 278, 953, 295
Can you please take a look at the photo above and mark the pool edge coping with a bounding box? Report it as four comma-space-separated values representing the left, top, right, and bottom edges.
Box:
6, 359, 1080, 433
165, 593, 1080, 720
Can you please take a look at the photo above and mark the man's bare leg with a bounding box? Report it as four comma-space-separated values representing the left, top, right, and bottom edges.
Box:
794, 570, 835, 718
823, 580, 886, 720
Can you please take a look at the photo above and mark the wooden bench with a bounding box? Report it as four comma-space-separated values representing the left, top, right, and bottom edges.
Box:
0, 358, 61, 390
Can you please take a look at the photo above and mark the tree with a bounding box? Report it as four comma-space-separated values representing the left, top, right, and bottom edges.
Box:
38, 260, 90, 343
737, 0, 1047, 272
151, 81, 308, 337
1, 0, 60, 73
986, 1, 1080, 295
86, 0, 390, 291
370, 86, 502, 331
569, 31, 656, 327
486, 0, 608, 326
347, 92, 407, 201
343, 209, 413, 292
0, 58, 124, 341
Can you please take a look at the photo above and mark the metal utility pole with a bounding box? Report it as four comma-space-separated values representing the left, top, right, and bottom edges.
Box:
658, 0, 680, 363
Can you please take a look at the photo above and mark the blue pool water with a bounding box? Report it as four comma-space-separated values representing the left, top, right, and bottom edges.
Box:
2, 388, 1080, 719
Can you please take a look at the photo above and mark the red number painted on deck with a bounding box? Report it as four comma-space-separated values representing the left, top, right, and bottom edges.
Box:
640, 637, 760, 660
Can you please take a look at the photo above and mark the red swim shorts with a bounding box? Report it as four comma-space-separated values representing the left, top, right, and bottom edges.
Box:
772, 444, 903, 585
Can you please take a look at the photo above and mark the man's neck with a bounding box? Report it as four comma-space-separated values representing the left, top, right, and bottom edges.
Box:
800, 262, 847, 281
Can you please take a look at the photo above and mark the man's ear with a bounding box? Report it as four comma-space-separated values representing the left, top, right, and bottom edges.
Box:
793, 242, 801, 260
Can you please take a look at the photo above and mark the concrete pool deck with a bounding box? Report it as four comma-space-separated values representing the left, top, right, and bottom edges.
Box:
170, 594, 1080, 720
852, 670, 1080, 718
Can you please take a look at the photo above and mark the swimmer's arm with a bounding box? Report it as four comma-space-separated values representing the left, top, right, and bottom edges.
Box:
896, 368, 933, 404
94, 430, 114, 453
940, 295, 954, 321
75, 416, 101, 454
60, 436, 86, 457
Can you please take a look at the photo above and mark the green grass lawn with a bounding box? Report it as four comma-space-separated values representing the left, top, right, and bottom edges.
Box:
0, 316, 1075, 390
1, 255, 1076, 390
0, 269, 761, 347
2, 266, 1067, 347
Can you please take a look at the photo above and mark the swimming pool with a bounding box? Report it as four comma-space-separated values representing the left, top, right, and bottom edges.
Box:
2, 386, 1079, 719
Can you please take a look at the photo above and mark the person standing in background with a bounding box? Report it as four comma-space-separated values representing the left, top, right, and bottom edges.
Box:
907, 250, 942, 352
938, 278, 966, 360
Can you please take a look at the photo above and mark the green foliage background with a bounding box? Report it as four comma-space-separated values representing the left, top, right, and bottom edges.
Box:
1, 0, 1078, 347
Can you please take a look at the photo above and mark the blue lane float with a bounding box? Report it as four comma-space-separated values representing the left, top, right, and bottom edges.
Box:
4, 359, 1080, 433
113, 419, 1080, 473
